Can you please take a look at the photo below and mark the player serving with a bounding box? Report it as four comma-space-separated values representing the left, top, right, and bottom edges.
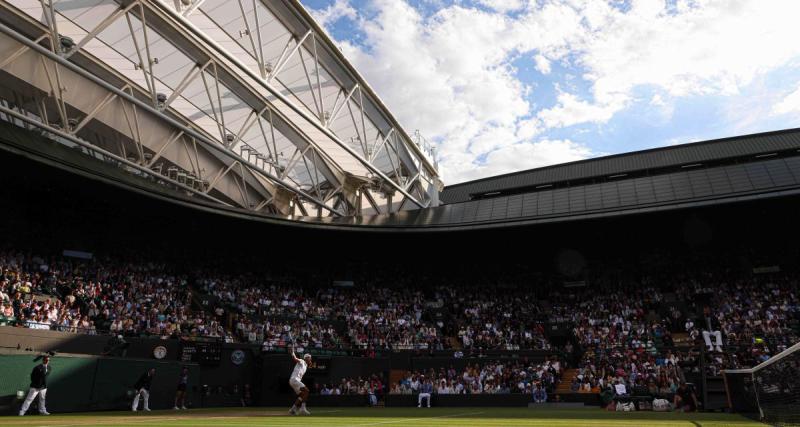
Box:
288, 348, 312, 416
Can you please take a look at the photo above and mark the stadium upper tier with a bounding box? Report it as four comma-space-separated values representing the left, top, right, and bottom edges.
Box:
0, 0, 440, 217
3, 113, 799, 231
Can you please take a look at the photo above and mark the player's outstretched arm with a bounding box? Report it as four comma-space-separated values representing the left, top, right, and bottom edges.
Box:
290, 347, 301, 363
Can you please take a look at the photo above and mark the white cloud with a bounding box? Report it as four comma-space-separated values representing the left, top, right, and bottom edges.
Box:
475, 0, 525, 13
534, 54, 551, 74
336, 1, 534, 182
537, 92, 626, 128
311, 0, 800, 184
773, 85, 800, 115
649, 94, 665, 107
572, 0, 800, 102
454, 139, 594, 182
307, 0, 356, 27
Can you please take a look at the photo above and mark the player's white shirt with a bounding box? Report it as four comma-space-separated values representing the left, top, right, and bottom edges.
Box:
291, 359, 307, 382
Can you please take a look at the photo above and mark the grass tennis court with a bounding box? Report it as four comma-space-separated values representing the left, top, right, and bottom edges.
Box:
0, 407, 763, 426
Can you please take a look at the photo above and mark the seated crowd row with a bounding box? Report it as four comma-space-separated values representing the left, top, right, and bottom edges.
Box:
1, 251, 797, 376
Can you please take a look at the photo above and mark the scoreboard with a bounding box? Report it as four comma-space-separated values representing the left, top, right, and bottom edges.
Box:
180, 340, 222, 365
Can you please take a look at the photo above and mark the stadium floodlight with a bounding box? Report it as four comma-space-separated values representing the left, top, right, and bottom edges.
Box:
59, 36, 75, 53
156, 93, 167, 109
723, 340, 800, 425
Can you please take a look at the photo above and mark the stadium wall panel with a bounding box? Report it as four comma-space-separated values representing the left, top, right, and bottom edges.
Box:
385, 394, 535, 407
0, 326, 181, 359
0, 352, 201, 414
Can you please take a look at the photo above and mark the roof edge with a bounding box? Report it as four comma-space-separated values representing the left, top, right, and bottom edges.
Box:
444, 126, 800, 190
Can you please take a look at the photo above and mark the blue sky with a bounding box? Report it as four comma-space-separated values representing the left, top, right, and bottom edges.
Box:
302, 0, 800, 184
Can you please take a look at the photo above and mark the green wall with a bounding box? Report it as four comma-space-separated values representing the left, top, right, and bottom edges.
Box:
0, 354, 199, 414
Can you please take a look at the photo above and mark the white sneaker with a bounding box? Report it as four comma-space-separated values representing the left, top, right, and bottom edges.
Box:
132, 409, 137, 412
715, 345, 723, 353
18, 412, 24, 416
289, 408, 297, 415
181, 406, 187, 410
144, 408, 151, 412
41, 411, 50, 415
417, 404, 421, 408
299, 408, 311, 415
174, 406, 180, 410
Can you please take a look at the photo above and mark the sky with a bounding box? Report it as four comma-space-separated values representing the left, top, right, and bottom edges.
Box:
300, 0, 800, 185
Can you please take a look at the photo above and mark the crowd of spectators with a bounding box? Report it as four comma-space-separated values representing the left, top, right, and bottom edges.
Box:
556, 285, 691, 393
0, 251, 223, 339
200, 278, 555, 352
440, 285, 551, 351
390, 358, 562, 396
2, 249, 798, 380
679, 277, 799, 374
200, 277, 448, 350
317, 374, 385, 401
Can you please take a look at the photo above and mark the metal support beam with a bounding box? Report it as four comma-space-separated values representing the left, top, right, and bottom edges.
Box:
0, 21, 344, 216
0, 34, 47, 69
70, 87, 125, 135
0, 103, 229, 206
65, 1, 141, 59
268, 29, 312, 82
327, 84, 357, 127
181, 0, 206, 17
163, 60, 210, 109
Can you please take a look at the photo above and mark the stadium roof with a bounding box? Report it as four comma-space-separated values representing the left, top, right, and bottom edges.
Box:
441, 128, 800, 205
3, 116, 800, 232
0, 0, 440, 217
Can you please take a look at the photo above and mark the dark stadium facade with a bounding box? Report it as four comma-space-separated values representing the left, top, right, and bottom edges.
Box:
2, 116, 799, 232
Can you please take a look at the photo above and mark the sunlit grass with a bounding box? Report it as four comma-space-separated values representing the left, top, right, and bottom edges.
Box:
0, 406, 763, 427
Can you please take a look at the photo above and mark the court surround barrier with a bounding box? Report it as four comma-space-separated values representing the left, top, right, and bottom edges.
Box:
0, 327, 567, 412
0, 350, 200, 414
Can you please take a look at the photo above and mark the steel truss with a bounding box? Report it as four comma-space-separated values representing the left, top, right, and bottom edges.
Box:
0, 0, 442, 217
0, 0, 352, 216
161, 0, 442, 214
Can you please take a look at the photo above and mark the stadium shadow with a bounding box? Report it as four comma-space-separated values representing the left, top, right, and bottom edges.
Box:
0, 331, 199, 415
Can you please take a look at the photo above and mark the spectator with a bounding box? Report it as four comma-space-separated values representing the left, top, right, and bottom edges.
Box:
532, 384, 547, 403
672, 383, 698, 412
699, 306, 724, 353
418, 378, 433, 408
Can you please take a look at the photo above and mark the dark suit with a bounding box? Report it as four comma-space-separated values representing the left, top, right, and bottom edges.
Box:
30, 364, 49, 389
132, 371, 154, 411
19, 363, 49, 415
134, 372, 154, 391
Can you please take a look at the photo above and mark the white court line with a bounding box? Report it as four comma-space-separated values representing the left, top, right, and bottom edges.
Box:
36, 409, 344, 427
195, 409, 343, 417
40, 418, 183, 427
348, 411, 486, 426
